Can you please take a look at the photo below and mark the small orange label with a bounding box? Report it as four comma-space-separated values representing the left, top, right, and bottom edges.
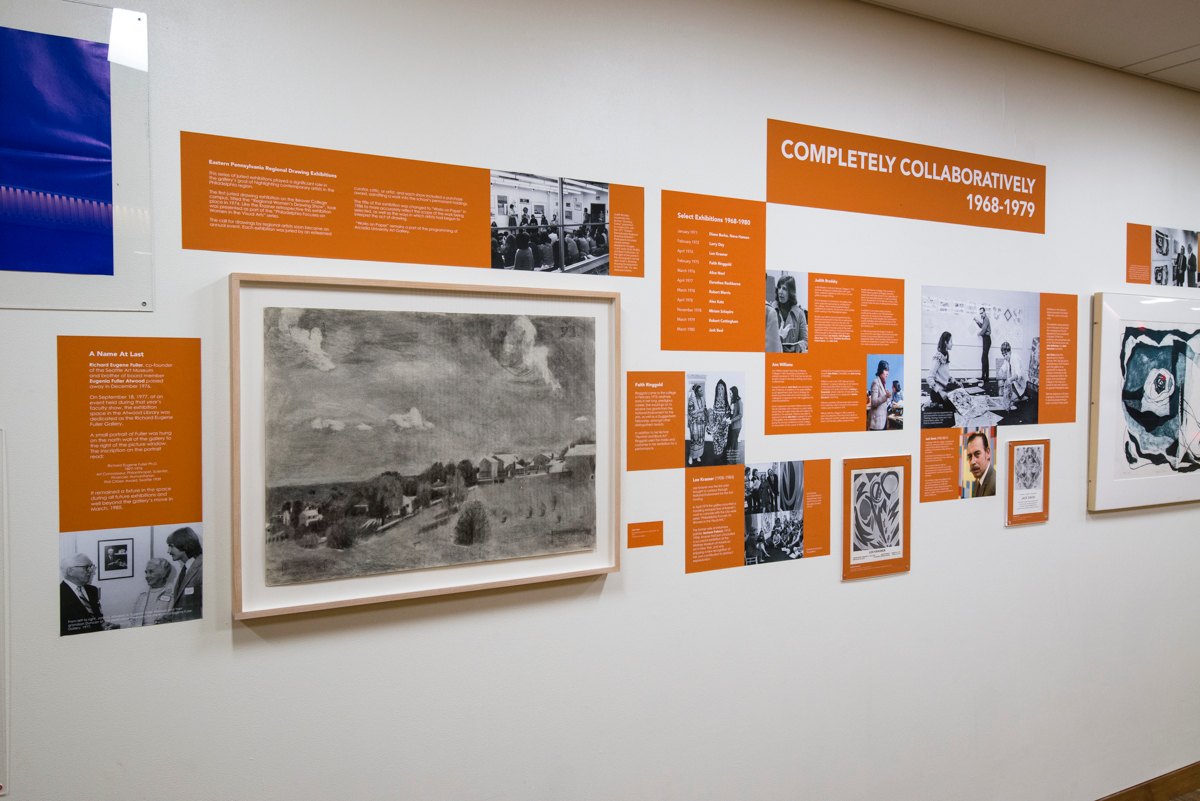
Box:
919, 430, 960, 503
661, 190, 765, 352
58, 337, 202, 532
684, 466, 745, 573
626, 371, 684, 471
1125, 223, 1152, 284
628, 521, 664, 549
768, 119, 1045, 234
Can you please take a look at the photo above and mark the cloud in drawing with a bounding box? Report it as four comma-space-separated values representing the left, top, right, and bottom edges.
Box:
310, 417, 345, 431
278, 308, 336, 371
499, 316, 561, 392
388, 407, 434, 430
356, 423, 373, 431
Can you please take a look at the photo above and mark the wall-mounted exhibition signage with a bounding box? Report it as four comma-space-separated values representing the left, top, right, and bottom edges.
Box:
1007, 439, 1050, 526
1126, 223, 1199, 288
1, 25, 113, 277
765, 273, 905, 434
686, 459, 830, 574
767, 120, 1045, 234
0, 8, 154, 312
918, 285, 1076, 502
660, 190, 766, 351
181, 132, 644, 278
57, 336, 202, 532
843, 456, 910, 581
57, 336, 203, 636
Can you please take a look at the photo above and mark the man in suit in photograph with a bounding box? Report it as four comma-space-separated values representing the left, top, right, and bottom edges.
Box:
965, 431, 996, 498
166, 526, 203, 622
59, 553, 107, 636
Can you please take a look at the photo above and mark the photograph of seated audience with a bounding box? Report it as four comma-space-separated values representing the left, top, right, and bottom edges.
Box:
489, 171, 610, 275
743, 460, 806, 564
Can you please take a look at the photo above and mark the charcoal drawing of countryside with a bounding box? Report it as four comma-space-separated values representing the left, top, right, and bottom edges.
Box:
263, 306, 598, 585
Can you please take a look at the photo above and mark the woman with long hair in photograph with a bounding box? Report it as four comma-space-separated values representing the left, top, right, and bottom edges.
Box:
708, 379, 733, 462
686, 382, 707, 466
768, 275, 808, 353
726, 386, 743, 463
928, 331, 958, 406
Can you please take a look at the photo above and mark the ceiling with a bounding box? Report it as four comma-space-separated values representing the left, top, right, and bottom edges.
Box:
860, 0, 1200, 92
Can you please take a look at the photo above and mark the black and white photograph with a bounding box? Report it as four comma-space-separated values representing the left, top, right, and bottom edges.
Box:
743, 460, 805, 564
1115, 324, 1200, 477
684, 370, 746, 468
921, 285, 1041, 428
848, 466, 904, 565
765, 270, 809, 353
59, 523, 204, 636
97, 537, 133, 580
1151, 226, 1198, 288
1012, 442, 1045, 514
490, 170, 610, 275
262, 305, 599, 586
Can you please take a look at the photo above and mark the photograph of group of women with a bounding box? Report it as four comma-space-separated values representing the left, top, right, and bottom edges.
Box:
1151, 226, 1199, 287
866, 354, 904, 430
921, 286, 1041, 429
684, 371, 745, 468
489, 170, 610, 275
764, 270, 809, 353
743, 460, 805, 564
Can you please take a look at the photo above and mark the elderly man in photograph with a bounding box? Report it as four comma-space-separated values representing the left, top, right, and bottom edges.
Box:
965, 431, 996, 498
60, 553, 107, 636
129, 557, 177, 626
166, 526, 203, 621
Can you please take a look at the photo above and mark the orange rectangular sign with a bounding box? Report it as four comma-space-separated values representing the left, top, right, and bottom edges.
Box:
626, 371, 684, 471
767, 119, 1045, 233
919, 429, 960, 503
609, 184, 645, 277
685, 466, 745, 573
181, 131, 644, 276
58, 337, 202, 532
661, 190, 765, 352
1125, 222, 1198, 288
765, 272, 905, 434
628, 521, 664, 549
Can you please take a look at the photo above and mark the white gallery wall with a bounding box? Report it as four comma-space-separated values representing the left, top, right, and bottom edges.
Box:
1, 0, 1199, 799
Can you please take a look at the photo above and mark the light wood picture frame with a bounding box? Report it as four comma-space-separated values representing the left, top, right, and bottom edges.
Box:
1088, 293, 1200, 512
231, 273, 621, 619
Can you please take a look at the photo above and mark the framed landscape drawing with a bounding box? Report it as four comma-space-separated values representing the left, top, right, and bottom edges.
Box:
231, 274, 621, 618
842, 455, 911, 580
1088, 293, 1200, 511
